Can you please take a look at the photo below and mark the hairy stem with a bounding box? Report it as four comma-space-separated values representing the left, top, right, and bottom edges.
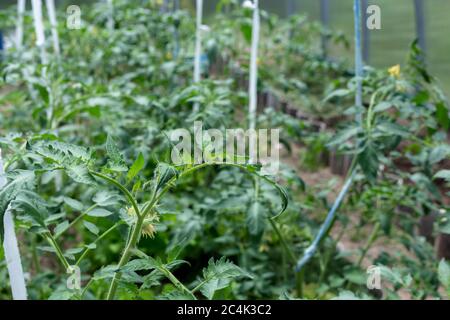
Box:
106, 217, 144, 300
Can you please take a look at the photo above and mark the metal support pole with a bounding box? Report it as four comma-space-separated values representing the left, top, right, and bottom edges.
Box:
414, 0, 426, 58
320, 0, 330, 57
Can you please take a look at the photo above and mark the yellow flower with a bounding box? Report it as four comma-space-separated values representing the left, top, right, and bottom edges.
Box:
142, 214, 159, 238
127, 207, 159, 238
388, 64, 401, 78
142, 223, 157, 238
166, 52, 173, 60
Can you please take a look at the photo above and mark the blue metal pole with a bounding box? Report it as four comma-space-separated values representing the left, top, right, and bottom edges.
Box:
414, 0, 426, 59
295, 0, 363, 275
0, 31, 4, 53
320, 0, 330, 57
354, 0, 363, 121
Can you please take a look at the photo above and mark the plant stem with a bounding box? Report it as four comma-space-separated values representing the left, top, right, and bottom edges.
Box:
268, 219, 303, 298
356, 221, 380, 267
76, 221, 123, 266
91, 171, 141, 218
55, 204, 98, 239
45, 233, 70, 270
106, 217, 144, 300
160, 266, 196, 299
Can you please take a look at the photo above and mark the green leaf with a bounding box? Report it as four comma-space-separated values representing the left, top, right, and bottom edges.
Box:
106, 135, 128, 172
373, 101, 393, 113
0, 171, 36, 242
127, 153, 145, 182
434, 170, 450, 182
154, 163, 178, 194
429, 145, 450, 165
87, 208, 114, 217
358, 143, 379, 182
436, 102, 450, 130
64, 197, 84, 211
10, 190, 48, 230
438, 259, 450, 290
93, 190, 122, 207
54, 221, 70, 236
327, 126, 361, 147
377, 122, 410, 137
198, 257, 252, 300
323, 89, 351, 102
83, 220, 99, 235
66, 164, 96, 185
246, 201, 268, 235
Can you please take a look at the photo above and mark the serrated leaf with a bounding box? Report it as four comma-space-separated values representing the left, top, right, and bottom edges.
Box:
434, 170, 450, 182
154, 163, 178, 194
198, 257, 252, 300
66, 164, 96, 185
327, 126, 361, 147
1, 171, 37, 241
93, 190, 122, 207
246, 201, 268, 235
106, 135, 128, 172
358, 143, 379, 182
377, 122, 410, 137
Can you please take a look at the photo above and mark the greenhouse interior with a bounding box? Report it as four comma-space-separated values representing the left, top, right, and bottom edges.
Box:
0, 0, 449, 303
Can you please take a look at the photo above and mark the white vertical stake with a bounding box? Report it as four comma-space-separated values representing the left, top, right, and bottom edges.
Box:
0, 150, 28, 300
31, 0, 48, 64
16, 0, 26, 49
45, 0, 60, 56
107, 0, 114, 31
248, 0, 260, 130
193, 0, 203, 112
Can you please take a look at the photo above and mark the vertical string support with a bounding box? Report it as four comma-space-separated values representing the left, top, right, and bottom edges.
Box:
45, 0, 60, 56
107, 0, 114, 31
16, 0, 26, 50
320, 0, 330, 58
173, 0, 180, 59
193, 0, 203, 112
0, 149, 28, 300
353, 0, 363, 123
248, 0, 260, 131
31, 0, 48, 64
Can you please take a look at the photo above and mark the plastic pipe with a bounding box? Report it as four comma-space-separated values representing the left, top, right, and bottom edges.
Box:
248, 0, 260, 130
31, 0, 48, 64
45, 0, 60, 56
1, 149, 28, 300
